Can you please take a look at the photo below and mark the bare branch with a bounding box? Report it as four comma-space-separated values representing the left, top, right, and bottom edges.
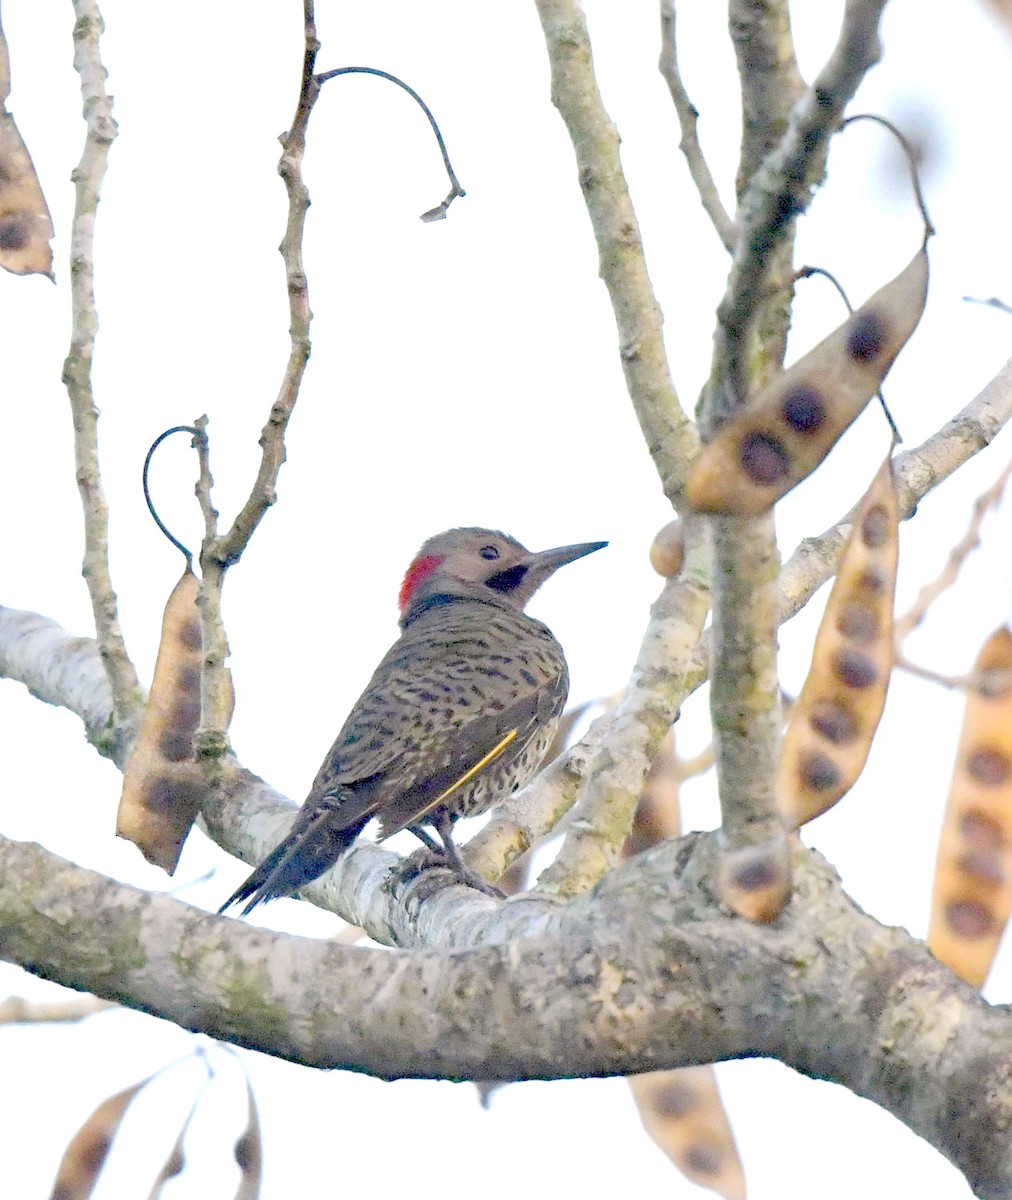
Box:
658, 0, 735, 251
0, 604, 118, 760
533, 0, 699, 502
63, 0, 141, 726
1, 831, 1011, 1195
709, 514, 785, 857
715, 0, 891, 419
210, 3, 319, 569
192, 5, 322, 753
895, 455, 1012, 647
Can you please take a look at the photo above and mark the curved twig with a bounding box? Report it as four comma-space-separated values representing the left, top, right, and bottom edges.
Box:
841, 112, 935, 237
315, 66, 465, 221
141, 425, 204, 566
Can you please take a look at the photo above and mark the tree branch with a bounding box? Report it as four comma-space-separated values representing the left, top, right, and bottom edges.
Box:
716, 0, 891, 419
1, 831, 1010, 1196
658, 0, 735, 252
63, 0, 141, 729
533, 0, 699, 502
209, 2, 319, 570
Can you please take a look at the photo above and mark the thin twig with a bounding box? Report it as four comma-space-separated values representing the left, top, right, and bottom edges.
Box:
964, 295, 1012, 315
841, 113, 935, 236
142, 425, 202, 565
894, 456, 1012, 646
210, 0, 320, 569
894, 657, 1012, 695
658, 0, 735, 251
63, 0, 141, 723
190, 417, 232, 748
194, 2, 322, 750
315, 66, 465, 221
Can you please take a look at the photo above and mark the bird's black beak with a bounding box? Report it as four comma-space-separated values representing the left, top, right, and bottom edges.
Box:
526, 540, 608, 572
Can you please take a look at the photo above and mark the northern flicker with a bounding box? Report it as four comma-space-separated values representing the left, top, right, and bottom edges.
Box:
220, 527, 605, 914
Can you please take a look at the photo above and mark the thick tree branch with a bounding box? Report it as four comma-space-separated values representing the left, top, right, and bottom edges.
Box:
533, 0, 699, 503
0, 605, 118, 760
1, 832, 1010, 1196
63, 0, 141, 729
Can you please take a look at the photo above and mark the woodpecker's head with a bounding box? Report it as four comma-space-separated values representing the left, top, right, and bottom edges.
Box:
398, 527, 606, 621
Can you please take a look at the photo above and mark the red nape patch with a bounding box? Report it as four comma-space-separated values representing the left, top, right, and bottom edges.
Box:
398, 554, 446, 610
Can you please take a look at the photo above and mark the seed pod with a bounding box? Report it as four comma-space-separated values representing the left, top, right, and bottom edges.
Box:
629, 1067, 746, 1200
649, 519, 685, 578
0, 19, 55, 278
928, 626, 1012, 988
718, 833, 792, 923
48, 1076, 152, 1200
117, 568, 234, 872
777, 457, 899, 828
686, 249, 927, 515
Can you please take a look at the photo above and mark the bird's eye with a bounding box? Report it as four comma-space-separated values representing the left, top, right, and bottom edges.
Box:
479, 545, 500, 560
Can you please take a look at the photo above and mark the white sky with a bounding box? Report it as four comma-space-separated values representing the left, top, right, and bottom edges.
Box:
2, 1, 1011, 1197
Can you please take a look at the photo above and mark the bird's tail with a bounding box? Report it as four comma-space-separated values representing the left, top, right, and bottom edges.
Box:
218, 802, 370, 916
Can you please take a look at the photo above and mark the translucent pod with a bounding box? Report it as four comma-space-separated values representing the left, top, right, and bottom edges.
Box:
686, 249, 927, 515
928, 626, 1012, 988
117, 568, 234, 872
649, 518, 685, 578
629, 1068, 746, 1200
777, 456, 899, 828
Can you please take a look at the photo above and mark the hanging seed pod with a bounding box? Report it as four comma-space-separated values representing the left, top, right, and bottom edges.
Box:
624, 734, 745, 1199
0, 17, 55, 278
629, 1068, 746, 1200
928, 626, 1012, 988
777, 457, 899, 828
48, 1076, 152, 1200
117, 568, 234, 872
686, 249, 927, 515
649, 518, 685, 578
718, 833, 792, 923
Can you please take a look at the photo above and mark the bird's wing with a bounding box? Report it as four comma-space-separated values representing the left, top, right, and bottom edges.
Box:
375, 692, 544, 839
308, 670, 565, 840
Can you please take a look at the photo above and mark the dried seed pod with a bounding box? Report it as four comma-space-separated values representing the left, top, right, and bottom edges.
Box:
718, 833, 792, 923
117, 568, 234, 872
928, 626, 1012, 988
48, 1077, 152, 1199
0, 18, 55, 277
233, 1078, 263, 1200
777, 457, 899, 827
629, 1067, 746, 1200
686, 249, 927, 515
649, 519, 685, 578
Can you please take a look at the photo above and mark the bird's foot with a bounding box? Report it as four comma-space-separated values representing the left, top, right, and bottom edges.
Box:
401, 845, 505, 899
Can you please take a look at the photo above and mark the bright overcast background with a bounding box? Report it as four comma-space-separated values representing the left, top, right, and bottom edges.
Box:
2, 1, 1012, 1197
